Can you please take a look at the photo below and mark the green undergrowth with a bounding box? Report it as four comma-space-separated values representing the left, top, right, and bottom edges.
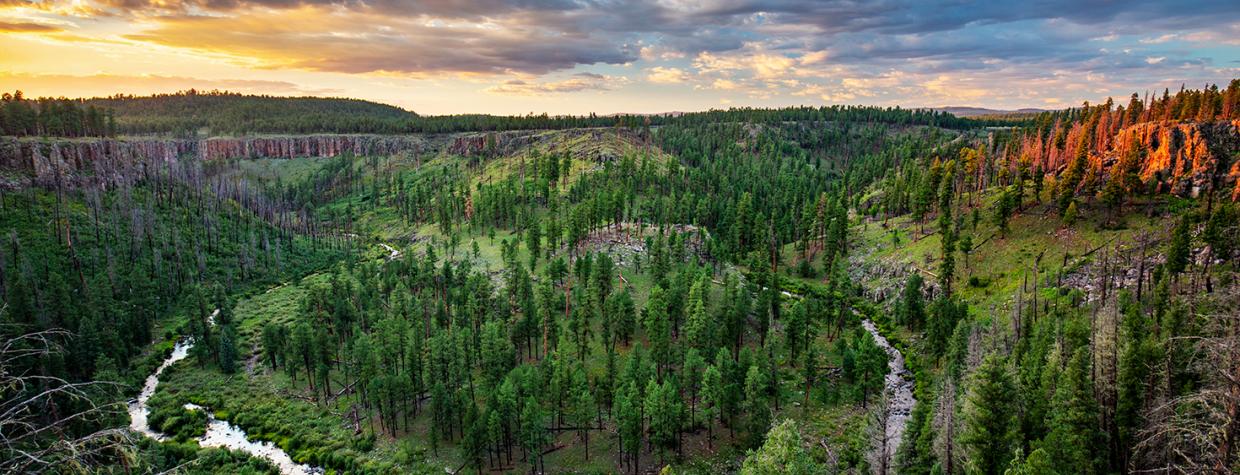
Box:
150, 350, 410, 473
854, 192, 1170, 312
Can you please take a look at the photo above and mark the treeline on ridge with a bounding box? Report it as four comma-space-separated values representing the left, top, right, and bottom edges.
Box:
1, 90, 116, 137
3, 88, 1010, 137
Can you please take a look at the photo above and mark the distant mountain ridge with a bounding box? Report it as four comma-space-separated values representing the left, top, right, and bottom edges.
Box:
933, 106, 1049, 117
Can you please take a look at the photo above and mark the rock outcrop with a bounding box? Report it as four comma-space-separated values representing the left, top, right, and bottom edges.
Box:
196, 135, 426, 160
0, 135, 431, 187
1107, 120, 1240, 198
445, 128, 651, 162
0, 128, 651, 189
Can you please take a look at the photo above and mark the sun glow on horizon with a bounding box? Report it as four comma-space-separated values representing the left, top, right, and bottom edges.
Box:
2, 0, 1238, 114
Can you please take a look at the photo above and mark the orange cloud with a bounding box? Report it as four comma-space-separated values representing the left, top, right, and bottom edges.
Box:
0, 71, 339, 97
645, 67, 688, 84
120, 6, 631, 76
484, 73, 624, 96
0, 21, 61, 32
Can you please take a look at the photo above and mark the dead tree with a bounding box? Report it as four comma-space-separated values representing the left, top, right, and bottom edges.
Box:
0, 326, 134, 473
868, 394, 894, 475
1135, 299, 1240, 472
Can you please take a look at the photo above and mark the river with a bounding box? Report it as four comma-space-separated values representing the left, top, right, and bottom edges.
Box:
738, 277, 917, 463
126, 310, 321, 475
861, 318, 916, 463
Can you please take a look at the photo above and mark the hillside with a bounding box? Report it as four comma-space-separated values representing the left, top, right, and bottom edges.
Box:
843, 83, 1240, 475
2, 84, 1239, 475
85, 91, 416, 135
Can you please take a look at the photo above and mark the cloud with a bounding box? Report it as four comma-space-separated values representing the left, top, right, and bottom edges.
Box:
3, 0, 1239, 111
646, 66, 689, 84
4, 0, 584, 19
120, 6, 634, 76
484, 73, 624, 95
1139, 34, 1178, 44
639, 45, 686, 61
702, 0, 1240, 36
1182, 23, 1240, 46
0, 72, 340, 96
0, 21, 61, 32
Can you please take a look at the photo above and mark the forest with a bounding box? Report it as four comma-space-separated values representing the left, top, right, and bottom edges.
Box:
1, 90, 116, 137
6, 88, 1009, 138
0, 81, 1238, 475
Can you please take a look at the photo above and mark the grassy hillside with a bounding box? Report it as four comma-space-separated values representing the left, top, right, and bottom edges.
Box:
853, 191, 1174, 311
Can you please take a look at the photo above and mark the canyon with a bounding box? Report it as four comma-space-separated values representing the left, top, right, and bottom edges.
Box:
2, 121, 1237, 199
0, 127, 654, 188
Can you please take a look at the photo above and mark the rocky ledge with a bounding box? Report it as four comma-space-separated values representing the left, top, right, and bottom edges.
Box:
0, 135, 429, 187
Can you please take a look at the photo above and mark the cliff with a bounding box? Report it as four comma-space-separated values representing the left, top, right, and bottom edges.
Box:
0, 135, 430, 187
1106, 120, 1240, 199
0, 128, 653, 189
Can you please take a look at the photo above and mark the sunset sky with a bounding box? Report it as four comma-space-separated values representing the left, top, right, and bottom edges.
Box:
1, 0, 1238, 115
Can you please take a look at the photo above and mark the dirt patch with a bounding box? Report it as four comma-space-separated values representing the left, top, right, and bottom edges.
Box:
563, 222, 709, 267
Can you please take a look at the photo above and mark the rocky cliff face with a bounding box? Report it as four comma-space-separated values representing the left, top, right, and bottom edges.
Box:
444, 128, 649, 161
0, 138, 193, 188
0, 135, 431, 187
0, 129, 647, 189
196, 135, 427, 160
1106, 120, 1240, 199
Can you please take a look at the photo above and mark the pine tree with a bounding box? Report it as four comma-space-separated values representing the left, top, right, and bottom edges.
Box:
526, 223, 542, 269
218, 324, 238, 374
462, 403, 487, 472
896, 386, 936, 475
1062, 200, 1079, 227
681, 348, 705, 424
702, 364, 724, 448
994, 185, 1017, 237
958, 233, 973, 274
962, 353, 1019, 475
610, 289, 636, 346
784, 300, 808, 360
938, 195, 956, 295
898, 274, 926, 329
520, 396, 548, 473
646, 377, 682, 462
744, 365, 770, 447
645, 285, 673, 374
739, 419, 819, 475
1042, 348, 1104, 472
261, 323, 286, 370
569, 369, 596, 460
1116, 292, 1154, 466
1166, 215, 1191, 276
684, 277, 714, 351
615, 381, 643, 470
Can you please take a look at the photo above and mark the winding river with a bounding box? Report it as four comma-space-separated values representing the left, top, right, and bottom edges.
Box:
127, 310, 321, 475
862, 318, 916, 463
744, 277, 917, 463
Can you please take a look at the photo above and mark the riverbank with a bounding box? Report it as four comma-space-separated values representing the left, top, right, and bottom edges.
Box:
126, 308, 321, 475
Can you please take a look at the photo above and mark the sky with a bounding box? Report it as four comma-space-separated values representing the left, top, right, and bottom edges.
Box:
1, 0, 1238, 115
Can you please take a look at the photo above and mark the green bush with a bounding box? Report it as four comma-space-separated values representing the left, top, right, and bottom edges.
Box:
150, 405, 208, 442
